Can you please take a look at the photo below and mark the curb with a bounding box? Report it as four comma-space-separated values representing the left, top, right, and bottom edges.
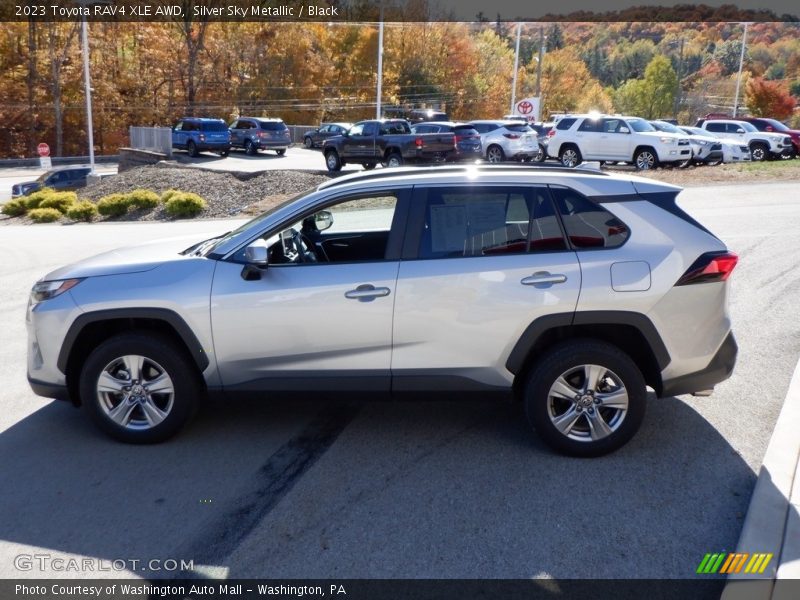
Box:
721, 356, 800, 600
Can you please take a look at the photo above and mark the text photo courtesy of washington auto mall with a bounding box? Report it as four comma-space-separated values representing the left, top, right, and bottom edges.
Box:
1, 1, 800, 600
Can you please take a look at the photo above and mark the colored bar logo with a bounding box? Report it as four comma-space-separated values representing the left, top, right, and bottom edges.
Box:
696, 552, 773, 574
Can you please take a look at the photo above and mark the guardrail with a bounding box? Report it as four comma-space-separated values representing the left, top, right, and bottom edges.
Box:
0, 155, 119, 168
129, 126, 173, 156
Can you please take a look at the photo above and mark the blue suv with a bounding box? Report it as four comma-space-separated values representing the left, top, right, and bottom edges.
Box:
172, 118, 231, 157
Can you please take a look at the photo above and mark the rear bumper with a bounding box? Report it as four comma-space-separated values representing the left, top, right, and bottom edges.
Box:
28, 376, 70, 402
254, 140, 289, 150
660, 332, 737, 397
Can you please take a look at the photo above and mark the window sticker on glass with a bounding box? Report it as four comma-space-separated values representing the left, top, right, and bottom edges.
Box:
430, 205, 467, 253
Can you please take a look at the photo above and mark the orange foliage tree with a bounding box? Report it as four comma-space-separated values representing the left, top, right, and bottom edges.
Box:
745, 77, 796, 119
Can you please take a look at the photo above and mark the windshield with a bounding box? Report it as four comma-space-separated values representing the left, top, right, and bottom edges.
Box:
682, 127, 706, 136
205, 188, 315, 256
762, 118, 789, 132
738, 122, 758, 132
628, 119, 656, 133
653, 121, 682, 134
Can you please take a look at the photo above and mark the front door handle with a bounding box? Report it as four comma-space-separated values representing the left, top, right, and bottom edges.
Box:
521, 272, 568, 287
345, 284, 391, 302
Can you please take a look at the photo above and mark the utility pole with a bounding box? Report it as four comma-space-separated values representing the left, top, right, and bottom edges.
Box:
673, 37, 684, 120
376, 8, 384, 119
535, 26, 545, 97
733, 22, 749, 117
510, 22, 522, 114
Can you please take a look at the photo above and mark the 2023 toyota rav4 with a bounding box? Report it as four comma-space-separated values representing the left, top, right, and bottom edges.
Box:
27, 165, 738, 456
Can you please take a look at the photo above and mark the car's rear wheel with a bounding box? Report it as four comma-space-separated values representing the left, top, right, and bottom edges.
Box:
325, 150, 342, 172
363, 162, 376, 170
80, 333, 200, 444
276, 149, 286, 156
384, 152, 403, 168
486, 145, 505, 163
559, 145, 581, 167
219, 148, 230, 158
533, 144, 547, 162
187, 140, 198, 158
750, 143, 768, 162
524, 339, 646, 457
634, 148, 659, 170
245, 139, 257, 156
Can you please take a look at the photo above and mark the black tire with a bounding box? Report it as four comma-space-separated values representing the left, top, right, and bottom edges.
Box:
633, 147, 659, 170
219, 148, 230, 158
523, 339, 647, 457
486, 145, 506, 163
187, 140, 198, 158
245, 139, 257, 156
534, 144, 547, 163
325, 150, 342, 172
750, 143, 768, 162
276, 149, 286, 156
363, 162, 376, 170
559, 145, 582, 167
80, 333, 200, 444
303, 137, 314, 149
384, 152, 403, 168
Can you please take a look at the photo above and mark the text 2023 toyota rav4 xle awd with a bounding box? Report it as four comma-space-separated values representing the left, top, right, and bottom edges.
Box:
27, 165, 738, 456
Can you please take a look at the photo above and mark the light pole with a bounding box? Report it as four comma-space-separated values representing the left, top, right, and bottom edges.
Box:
733, 22, 750, 117
75, 0, 108, 174
376, 15, 384, 119
510, 22, 522, 113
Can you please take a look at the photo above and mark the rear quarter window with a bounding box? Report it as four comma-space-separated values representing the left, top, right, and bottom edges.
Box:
549, 186, 629, 249
556, 118, 577, 131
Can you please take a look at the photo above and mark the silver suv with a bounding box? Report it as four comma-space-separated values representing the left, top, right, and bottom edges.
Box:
468, 120, 539, 162
27, 165, 738, 456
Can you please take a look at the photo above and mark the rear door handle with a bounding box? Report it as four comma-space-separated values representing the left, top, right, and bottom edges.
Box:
345, 284, 391, 302
521, 272, 568, 287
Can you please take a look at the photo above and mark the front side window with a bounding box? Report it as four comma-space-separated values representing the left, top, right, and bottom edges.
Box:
349, 123, 365, 136
550, 186, 629, 249
706, 123, 726, 133
240, 194, 399, 265
416, 187, 567, 259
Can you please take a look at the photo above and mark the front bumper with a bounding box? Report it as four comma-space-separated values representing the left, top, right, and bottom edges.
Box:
660, 332, 737, 397
656, 146, 692, 162
28, 376, 70, 402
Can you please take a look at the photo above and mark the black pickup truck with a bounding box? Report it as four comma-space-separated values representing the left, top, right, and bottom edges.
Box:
322, 119, 457, 171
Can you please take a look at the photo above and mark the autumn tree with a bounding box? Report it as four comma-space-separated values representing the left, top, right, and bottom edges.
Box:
745, 77, 796, 119
536, 48, 612, 117
613, 55, 677, 118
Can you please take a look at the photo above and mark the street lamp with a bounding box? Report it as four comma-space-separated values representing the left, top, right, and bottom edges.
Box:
75, 0, 110, 175
733, 23, 750, 117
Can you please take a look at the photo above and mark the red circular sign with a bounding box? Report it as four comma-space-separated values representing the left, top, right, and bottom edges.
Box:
37, 143, 50, 157
517, 100, 534, 115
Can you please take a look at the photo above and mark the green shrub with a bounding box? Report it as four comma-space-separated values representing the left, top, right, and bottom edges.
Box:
66, 200, 98, 222
39, 191, 77, 214
1, 198, 28, 217
164, 192, 207, 218
97, 193, 130, 217
126, 188, 159, 210
25, 187, 57, 209
28, 208, 63, 223
160, 189, 181, 203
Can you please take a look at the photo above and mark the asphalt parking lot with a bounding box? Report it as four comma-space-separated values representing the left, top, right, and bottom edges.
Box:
0, 182, 798, 585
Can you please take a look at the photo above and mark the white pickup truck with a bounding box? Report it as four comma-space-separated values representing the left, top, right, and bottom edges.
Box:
698, 119, 793, 161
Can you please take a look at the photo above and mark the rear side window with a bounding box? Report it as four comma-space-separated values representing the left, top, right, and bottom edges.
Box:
550, 186, 629, 249
578, 119, 600, 132
556, 118, 577, 130
417, 187, 567, 259
201, 121, 228, 132
453, 125, 479, 136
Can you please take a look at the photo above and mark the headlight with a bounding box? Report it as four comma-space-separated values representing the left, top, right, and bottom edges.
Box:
31, 279, 82, 303
769, 135, 783, 142
695, 140, 708, 146
659, 137, 677, 145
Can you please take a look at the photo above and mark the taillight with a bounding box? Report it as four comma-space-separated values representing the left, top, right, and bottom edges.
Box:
675, 251, 738, 286
547, 129, 556, 138
415, 137, 424, 148
503, 133, 520, 139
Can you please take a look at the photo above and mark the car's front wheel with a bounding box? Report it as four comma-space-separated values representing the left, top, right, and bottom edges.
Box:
486, 145, 505, 163
750, 143, 768, 162
634, 147, 659, 170
524, 339, 646, 457
559, 145, 582, 167
80, 333, 200, 443
303, 137, 314, 149
325, 150, 342, 172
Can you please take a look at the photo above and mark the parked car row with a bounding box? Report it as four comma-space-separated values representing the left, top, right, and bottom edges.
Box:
171, 116, 291, 157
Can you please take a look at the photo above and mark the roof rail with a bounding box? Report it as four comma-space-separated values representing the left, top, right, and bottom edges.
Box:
317, 162, 609, 190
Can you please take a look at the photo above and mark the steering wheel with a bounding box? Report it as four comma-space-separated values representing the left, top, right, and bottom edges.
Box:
290, 229, 318, 263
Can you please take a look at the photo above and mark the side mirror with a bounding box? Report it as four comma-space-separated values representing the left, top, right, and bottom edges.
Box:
735, 128, 745, 134
314, 210, 334, 231
619, 126, 630, 134
242, 239, 268, 280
